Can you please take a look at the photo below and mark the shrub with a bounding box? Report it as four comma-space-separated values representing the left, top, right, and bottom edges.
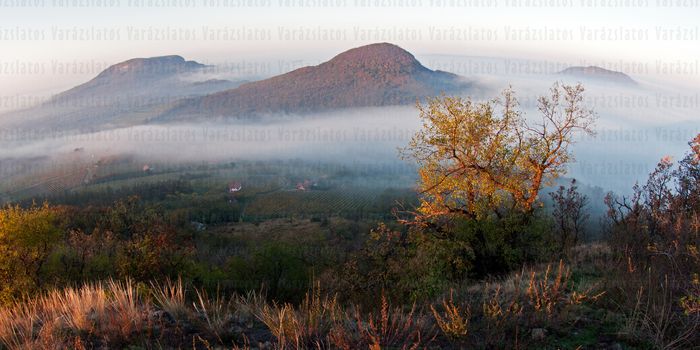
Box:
605, 135, 700, 348
0, 203, 61, 304
431, 290, 469, 339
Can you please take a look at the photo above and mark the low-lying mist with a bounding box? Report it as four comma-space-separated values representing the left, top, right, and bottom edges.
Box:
0, 106, 419, 164
1, 62, 698, 197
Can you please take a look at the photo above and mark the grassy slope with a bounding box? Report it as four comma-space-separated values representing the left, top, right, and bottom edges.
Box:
0, 245, 651, 350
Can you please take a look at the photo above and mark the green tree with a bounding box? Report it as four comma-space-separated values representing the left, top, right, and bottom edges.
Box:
0, 203, 61, 303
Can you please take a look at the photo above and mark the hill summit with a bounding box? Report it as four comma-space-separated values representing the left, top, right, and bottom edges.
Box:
559, 66, 637, 85
162, 43, 468, 120
93, 55, 205, 81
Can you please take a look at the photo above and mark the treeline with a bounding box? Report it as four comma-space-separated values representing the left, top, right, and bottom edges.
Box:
0, 195, 375, 305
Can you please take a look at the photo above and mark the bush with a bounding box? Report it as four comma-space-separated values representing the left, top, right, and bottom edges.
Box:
605, 136, 700, 348
227, 241, 311, 302
0, 203, 61, 304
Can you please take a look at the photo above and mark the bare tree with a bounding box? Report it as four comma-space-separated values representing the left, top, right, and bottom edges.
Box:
549, 179, 590, 254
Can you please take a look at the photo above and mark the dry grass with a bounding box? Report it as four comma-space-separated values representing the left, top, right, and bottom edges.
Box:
430, 289, 469, 339
358, 296, 431, 349
429, 260, 607, 348
150, 277, 188, 320
0, 279, 148, 349
193, 287, 233, 342
525, 260, 569, 315
0, 278, 257, 349
0, 260, 620, 349
0, 302, 42, 350
253, 289, 434, 350
253, 284, 342, 349
616, 270, 700, 349
476, 260, 603, 318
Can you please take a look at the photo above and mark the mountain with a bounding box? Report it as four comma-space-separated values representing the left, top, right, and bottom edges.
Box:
0, 55, 241, 132
49, 55, 245, 105
558, 66, 637, 86
51, 55, 207, 101
0, 44, 468, 134
159, 43, 468, 120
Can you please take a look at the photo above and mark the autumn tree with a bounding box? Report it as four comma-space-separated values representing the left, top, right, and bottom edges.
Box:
110, 198, 194, 282
549, 179, 589, 255
403, 83, 595, 229
60, 228, 117, 281
360, 83, 599, 283
0, 203, 61, 303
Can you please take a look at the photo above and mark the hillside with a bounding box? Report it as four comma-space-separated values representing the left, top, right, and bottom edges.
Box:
159, 43, 469, 120
51, 55, 209, 102
558, 66, 637, 85
0, 56, 240, 133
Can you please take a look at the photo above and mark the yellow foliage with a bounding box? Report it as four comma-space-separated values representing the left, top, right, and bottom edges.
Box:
0, 203, 61, 304
403, 83, 595, 223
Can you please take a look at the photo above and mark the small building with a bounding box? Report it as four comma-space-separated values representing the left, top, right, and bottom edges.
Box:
296, 179, 313, 191
228, 181, 242, 193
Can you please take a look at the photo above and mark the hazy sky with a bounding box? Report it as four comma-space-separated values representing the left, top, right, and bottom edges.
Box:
1, 2, 698, 111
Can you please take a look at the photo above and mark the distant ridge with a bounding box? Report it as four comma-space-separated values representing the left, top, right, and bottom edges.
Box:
94, 55, 204, 79
51, 55, 208, 102
558, 66, 637, 86
160, 43, 469, 120
0, 44, 469, 132
0, 55, 240, 132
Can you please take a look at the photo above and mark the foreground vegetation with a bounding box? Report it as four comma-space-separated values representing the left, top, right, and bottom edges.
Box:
0, 255, 614, 349
0, 84, 697, 349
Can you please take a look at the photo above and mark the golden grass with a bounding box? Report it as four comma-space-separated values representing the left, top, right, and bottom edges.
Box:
253, 284, 342, 348
193, 287, 232, 342
0, 260, 611, 349
253, 289, 434, 349
430, 289, 469, 339
0, 279, 148, 349
150, 277, 188, 320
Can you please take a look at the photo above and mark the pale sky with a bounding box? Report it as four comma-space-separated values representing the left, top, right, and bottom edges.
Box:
1, 1, 698, 111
